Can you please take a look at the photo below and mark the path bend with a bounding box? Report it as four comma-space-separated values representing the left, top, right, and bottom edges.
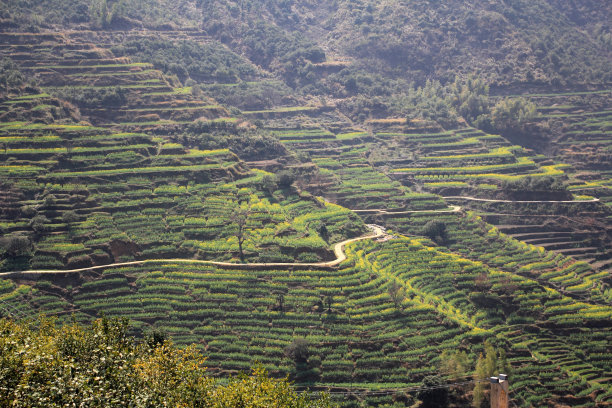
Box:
0, 225, 386, 278
3, 195, 600, 278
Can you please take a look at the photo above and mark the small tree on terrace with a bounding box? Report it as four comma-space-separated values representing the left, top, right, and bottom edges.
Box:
276, 292, 285, 312
387, 280, 406, 311
230, 206, 250, 262
29, 215, 50, 234
285, 338, 311, 365
0, 234, 32, 257
324, 294, 334, 313
62, 210, 79, 225
422, 220, 447, 244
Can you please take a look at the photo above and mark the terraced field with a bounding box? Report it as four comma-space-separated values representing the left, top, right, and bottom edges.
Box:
372, 126, 564, 194
448, 90, 612, 298
216, 96, 612, 405
1, 25, 612, 408
338, 109, 612, 311
448, 197, 612, 289
0, 91, 367, 271
0, 32, 231, 130
2, 227, 611, 406
265, 126, 448, 212
536, 90, 612, 210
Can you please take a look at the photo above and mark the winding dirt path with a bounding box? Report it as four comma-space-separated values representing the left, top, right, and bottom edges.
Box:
443, 196, 600, 203
3, 195, 598, 278
352, 205, 461, 215
0, 225, 386, 278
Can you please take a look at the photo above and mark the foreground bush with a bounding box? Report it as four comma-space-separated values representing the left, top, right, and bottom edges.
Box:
0, 317, 331, 408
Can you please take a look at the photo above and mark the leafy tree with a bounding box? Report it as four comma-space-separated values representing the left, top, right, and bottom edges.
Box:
473, 353, 487, 407
439, 349, 470, 402
61, 210, 79, 224
261, 174, 278, 194
498, 348, 511, 376
285, 338, 311, 365
43, 194, 56, 207
472, 341, 510, 407
449, 75, 490, 123
0, 317, 331, 407
439, 349, 469, 380
211, 366, 329, 407
0, 234, 32, 257
20, 205, 36, 217
111, 37, 258, 84
324, 294, 334, 313
594, 24, 612, 50
284, 338, 321, 384
404, 80, 458, 128
144, 327, 168, 349
276, 170, 296, 189
422, 220, 447, 244
0, 58, 27, 95
317, 223, 329, 243
178, 127, 287, 161
230, 205, 250, 262
484, 341, 498, 377
502, 175, 565, 192
90, 0, 126, 28
387, 280, 406, 311
276, 292, 285, 312
50, 86, 127, 108
29, 215, 50, 234
483, 97, 538, 133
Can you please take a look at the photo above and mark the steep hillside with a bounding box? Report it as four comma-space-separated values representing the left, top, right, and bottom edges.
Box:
0, 1, 611, 407
195, 0, 612, 87
3, 0, 611, 92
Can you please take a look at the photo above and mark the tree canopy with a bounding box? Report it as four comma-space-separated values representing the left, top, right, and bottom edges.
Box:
0, 317, 332, 408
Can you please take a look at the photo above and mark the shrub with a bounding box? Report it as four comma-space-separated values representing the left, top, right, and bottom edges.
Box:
49, 86, 127, 108
422, 220, 447, 244
61, 210, 79, 224
285, 338, 311, 364
0, 234, 32, 257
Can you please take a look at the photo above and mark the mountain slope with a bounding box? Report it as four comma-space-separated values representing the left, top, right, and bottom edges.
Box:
1, 1, 611, 407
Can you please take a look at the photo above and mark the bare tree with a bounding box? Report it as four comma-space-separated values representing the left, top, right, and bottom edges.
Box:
230, 206, 250, 262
